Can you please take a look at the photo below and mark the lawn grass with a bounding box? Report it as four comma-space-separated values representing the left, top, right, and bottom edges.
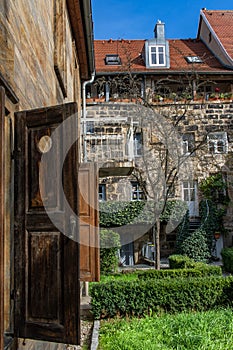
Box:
100, 271, 139, 283
98, 308, 233, 350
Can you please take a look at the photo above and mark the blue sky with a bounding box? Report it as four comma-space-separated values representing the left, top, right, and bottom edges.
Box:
92, 0, 233, 40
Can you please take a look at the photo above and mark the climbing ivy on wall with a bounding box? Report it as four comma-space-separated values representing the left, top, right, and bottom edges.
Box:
99, 200, 187, 227
176, 173, 229, 261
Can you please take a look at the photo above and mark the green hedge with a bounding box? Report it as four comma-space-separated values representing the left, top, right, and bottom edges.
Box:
221, 248, 233, 273
169, 254, 196, 269
137, 266, 222, 280
100, 229, 121, 274
99, 200, 187, 227
90, 276, 233, 319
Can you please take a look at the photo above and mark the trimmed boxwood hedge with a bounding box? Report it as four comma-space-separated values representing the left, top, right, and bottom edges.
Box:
90, 276, 233, 319
137, 265, 222, 280
169, 254, 197, 269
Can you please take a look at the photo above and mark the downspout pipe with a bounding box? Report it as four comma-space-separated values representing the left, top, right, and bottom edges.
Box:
82, 71, 95, 162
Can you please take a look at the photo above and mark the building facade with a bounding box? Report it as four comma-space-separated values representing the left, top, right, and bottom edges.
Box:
0, 1, 98, 348
85, 9, 233, 265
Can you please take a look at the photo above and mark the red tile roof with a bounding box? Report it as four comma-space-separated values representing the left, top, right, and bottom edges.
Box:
94, 39, 230, 74
202, 10, 233, 61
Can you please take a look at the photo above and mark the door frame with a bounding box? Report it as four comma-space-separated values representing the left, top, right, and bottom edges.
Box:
0, 87, 5, 350
182, 180, 199, 217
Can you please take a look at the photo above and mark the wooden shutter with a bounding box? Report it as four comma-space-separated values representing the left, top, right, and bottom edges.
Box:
79, 163, 100, 282
14, 103, 80, 345
0, 87, 5, 350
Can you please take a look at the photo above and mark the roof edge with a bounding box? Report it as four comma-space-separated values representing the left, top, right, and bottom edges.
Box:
198, 9, 233, 68
66, 0, 95, 80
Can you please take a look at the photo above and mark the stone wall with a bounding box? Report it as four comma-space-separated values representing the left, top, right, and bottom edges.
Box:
88, 101, 233, 253
1, 1, 82, 348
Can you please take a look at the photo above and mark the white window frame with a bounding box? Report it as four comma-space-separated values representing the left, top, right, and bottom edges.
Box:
133, 132, 142, 157
208, 132, 228, 154
131, 181, 145, 201
149, 45, 166, 66
99, 184, 106, 201
182, 133, 195, 156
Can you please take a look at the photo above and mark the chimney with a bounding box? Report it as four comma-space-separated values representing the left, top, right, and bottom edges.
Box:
154, 20, 165, 42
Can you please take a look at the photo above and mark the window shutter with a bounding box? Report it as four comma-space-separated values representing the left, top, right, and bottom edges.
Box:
79, 163, 100, 282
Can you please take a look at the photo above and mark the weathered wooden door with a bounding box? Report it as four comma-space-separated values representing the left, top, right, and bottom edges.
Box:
79, 163, 100, 282
14, 103, 80, 344
0, 87, 5, 350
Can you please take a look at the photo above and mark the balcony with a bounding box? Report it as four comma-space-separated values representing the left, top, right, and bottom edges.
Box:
81, 117, 140, 176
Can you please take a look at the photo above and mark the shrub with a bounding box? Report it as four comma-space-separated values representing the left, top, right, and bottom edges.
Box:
90, 276, 233, 319
137, 265, 222, 280
221, 247, 233, 273
168, 254, 196, 269
100, 229, 121, 274
178, 228, 211, 262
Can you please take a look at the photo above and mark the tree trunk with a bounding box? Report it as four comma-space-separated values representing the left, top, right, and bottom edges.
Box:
154, 218, 160, 270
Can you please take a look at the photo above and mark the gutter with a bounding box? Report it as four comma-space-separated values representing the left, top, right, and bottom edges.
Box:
79, 0, 95, 79
82, 71, 95, 162
95, 70, 233, 76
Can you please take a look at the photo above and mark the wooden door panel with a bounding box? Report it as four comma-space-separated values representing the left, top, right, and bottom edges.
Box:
79, 163, 100, 282
28, 231, 62, 321
14, 103, 80, 345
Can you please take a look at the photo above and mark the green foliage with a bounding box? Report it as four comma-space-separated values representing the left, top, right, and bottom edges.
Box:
221, 247, 233, 273
99, 264, 221, 282
90, 276, 233, 319
200, 199, 227, 243
99, 200, 187, 227
176, 174, 229, 262
199, 173, 229, 205
100, 271, 139, 283
99, 309, 233, 350
168, 254, 196, 269
175, 211, 190, 254
177, 228, 211, 262
138, 266, 222, 280
100, 229, 121, 274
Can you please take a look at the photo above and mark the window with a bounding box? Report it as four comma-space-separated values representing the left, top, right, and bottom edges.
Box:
105, 54, 121, 65
134, 132, 142, 156
131, 181, 145, 201
208, 132, 228, 154
182, 133, 195, 155
185, 56, 203, 63
99, 184, 106, 201
86, 121, 94, 134
149, 46, 165, 66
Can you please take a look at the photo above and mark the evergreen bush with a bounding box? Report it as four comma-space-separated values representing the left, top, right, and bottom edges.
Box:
168, 254, 196, 269
178, 228, 211, 262
100, 229, 121, 274
221, 247, 233, 273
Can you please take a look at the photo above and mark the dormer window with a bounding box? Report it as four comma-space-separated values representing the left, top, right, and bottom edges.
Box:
105, 54, 121, 65
185, 56, 203, 63
149, 46, 166, 66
